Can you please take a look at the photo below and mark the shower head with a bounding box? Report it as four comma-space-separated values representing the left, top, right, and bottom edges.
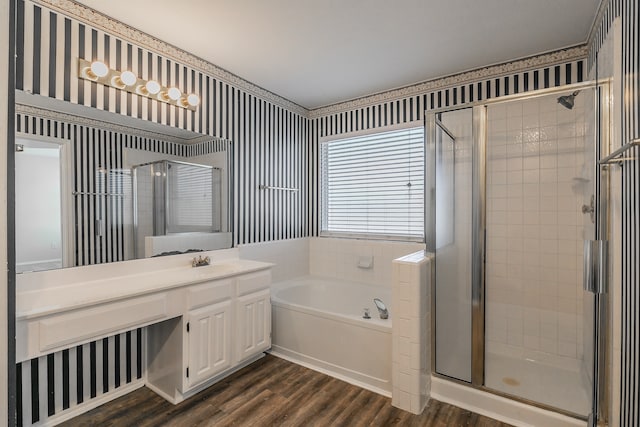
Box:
557, 90, 581, 110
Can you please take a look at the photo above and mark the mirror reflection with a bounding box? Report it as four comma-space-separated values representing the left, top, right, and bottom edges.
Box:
15, 109, 233, 273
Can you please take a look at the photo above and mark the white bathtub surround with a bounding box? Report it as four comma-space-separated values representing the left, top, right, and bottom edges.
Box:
271, 277, 392, 395
310, 237, 425, 287
238, 238, 310, 282
241, 237, 429, 401
391, 251, 432, 414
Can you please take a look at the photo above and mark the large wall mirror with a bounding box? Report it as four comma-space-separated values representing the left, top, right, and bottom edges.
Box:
15, 93, 234, 273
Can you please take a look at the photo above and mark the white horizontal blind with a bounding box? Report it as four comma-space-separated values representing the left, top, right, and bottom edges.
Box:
167, 163, 220, 233
321, 126, 424, 239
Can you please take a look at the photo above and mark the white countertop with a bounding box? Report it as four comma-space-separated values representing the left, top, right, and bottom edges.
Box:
17, 258, 272, 320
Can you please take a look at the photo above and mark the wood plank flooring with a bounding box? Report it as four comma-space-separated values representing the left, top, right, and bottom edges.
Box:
61, 355, 513, 427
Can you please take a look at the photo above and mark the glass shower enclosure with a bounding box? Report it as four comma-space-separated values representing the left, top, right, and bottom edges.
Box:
426, 83, 609, 424
132, 160, 222, 258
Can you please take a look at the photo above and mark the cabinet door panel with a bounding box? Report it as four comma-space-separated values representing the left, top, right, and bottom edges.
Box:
236, 289, 271, 363
187, 300, 232, 388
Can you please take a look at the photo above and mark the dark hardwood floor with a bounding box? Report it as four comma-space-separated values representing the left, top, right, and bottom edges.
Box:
61, 354, 512, 427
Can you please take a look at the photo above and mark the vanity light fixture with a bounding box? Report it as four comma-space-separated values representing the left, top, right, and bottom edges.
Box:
77, 58, 199, 110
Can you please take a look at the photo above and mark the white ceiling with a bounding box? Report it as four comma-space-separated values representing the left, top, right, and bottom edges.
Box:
75, 0, 601, 110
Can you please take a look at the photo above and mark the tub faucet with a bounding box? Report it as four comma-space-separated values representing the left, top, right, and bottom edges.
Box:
373, 298, 389, 319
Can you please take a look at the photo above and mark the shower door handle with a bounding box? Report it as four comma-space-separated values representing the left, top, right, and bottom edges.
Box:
583, 240, 607, 294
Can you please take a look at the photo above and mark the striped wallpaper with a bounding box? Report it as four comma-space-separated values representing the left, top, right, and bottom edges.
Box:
16, 329, 143, 427
589, 1, 640, 426
16, 0, 310, 248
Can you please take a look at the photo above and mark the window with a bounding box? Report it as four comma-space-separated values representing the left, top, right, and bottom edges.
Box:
320, 125, 424, 240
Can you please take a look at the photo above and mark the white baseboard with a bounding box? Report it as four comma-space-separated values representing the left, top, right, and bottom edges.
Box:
39, 380, 145, 427
269, 347, 391, 398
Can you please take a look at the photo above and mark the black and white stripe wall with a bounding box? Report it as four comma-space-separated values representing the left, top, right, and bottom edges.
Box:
16, 329, 143, 427
16, 0, 311, 247
588, 0, 640, 425
589, 0, 640, 426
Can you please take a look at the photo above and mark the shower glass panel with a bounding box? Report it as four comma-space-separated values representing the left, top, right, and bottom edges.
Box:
433, 108, 474, 382
483, 89, 595, 416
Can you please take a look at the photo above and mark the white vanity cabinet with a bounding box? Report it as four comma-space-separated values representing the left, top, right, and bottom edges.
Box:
185, 278, 234, 389
17, 255, 273, 406
237, 289, 271, 363
185, 300, 233, 387
235, 270, 272, 363
146, 268, 272, 403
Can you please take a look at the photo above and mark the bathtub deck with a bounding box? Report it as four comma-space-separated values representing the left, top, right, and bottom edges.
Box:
60, 354, 512, 427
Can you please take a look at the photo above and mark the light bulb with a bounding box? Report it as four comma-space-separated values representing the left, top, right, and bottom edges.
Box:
145, 80, 161, 95
168, 87, 181, 101
187, 94, 199, 107
90, 61, 109, 78
120, 71, 137, 86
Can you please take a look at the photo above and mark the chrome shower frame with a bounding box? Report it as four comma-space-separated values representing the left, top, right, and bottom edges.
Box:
425, 80, 610, 424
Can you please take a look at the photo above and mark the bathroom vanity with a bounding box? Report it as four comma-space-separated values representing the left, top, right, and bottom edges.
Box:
16, 249, 272, 404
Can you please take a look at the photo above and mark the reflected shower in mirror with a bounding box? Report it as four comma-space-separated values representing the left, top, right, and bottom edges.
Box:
132, 160, 228, 258
15, 104, 234, 273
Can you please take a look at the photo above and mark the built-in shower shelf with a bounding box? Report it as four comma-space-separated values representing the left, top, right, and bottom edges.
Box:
599, 138, 640, 166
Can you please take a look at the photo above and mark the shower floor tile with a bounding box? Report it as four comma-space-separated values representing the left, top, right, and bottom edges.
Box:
485, 352, 590, 416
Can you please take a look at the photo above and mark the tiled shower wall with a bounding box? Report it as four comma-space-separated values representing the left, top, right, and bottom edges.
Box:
485, 94, 590, 364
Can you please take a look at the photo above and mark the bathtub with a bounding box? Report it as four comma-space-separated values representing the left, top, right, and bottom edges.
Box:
270, 276, 392, 396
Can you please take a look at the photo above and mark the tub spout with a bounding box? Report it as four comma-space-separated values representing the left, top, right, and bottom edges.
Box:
373, 298, 389, 319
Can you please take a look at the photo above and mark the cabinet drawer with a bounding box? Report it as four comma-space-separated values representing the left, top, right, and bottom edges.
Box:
39, 294, 167, 352
187, 279, 234, 310
236, 270, 271, 297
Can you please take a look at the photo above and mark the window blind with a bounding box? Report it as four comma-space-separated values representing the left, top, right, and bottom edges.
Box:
167, 162, 221, 233
320, 126, 424, 240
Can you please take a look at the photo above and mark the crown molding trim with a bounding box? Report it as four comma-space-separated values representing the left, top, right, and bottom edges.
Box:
26, 0, 591, 122
309, 45, 588, 118
30, 0, 309, 117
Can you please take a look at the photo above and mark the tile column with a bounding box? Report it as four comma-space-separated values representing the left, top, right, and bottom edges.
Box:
391, 251, 432, 414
